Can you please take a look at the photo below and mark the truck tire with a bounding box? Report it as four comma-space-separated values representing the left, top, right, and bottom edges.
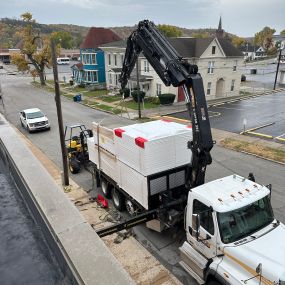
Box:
69, 158, 81, 174
112, 188, 125, 211
125, 199, 136, 216
101, 179, 111, 198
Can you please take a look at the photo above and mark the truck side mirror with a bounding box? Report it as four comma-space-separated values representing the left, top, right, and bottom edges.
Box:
192, 213, 200, 240
266, 184, 272, 200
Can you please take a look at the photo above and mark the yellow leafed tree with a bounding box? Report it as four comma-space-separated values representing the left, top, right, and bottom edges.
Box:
11, 12, 60, 85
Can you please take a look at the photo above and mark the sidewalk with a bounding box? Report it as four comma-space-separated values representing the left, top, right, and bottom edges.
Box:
120, 88, 285, 119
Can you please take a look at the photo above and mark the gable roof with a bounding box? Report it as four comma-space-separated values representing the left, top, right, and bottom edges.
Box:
80, 27, 121, 49
239, 44, 263, 53
168, 38, 242, 58
99, 37, 242, 58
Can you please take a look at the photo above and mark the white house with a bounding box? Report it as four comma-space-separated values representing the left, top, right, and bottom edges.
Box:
239, 44, 266, 61
100, 36, 243, 101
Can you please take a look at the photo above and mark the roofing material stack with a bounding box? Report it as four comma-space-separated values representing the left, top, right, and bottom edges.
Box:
88, 120, 192, 210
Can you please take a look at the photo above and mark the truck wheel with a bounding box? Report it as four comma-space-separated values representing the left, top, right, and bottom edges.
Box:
125, 199, 136, 216
112, 188, 125, 211
69, 158, 81, 174
101, 179, 111, 198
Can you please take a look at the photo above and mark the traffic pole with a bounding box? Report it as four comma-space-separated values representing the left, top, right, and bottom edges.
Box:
51, 39, 69, 186
273, 48, 282, 90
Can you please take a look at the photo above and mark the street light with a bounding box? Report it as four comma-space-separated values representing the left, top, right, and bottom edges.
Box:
273, 42, 284, 90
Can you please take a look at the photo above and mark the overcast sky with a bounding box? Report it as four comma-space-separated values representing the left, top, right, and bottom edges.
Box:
1, 0, 284, 37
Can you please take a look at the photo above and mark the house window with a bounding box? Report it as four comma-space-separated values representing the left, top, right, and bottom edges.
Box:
82, 53, 96, 65
156, 83, 161, 95
233, 60, 237, 71
114, 54, 117, 66
85, 54, 90, 64
109, 73, 112, 84
208, 61, 214, 74
212, 46, 216, 55
193, 200, 214, 235
144, 60, 150, 72
231, 79, 235, 91
207, 82, 211, 95
108, 54, 111, 65
84, 70, 98, 82
91, 54, 97, 65
115, 74, 118, 86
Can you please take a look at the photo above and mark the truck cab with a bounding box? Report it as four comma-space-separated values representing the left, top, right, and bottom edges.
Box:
180, 174, 285, 284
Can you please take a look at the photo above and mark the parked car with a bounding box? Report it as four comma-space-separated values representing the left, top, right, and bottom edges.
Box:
20, 108, 50, 133
0, 65, 3, 69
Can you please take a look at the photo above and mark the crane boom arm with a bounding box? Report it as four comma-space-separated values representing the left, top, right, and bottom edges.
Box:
119, 20, 213, 188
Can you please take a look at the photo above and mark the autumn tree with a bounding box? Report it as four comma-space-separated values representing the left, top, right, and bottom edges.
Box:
231, 36, 246, 48
51, 31, 73, 48
157, 24, 182, 37
11, 12, 59, 86
254, 26, 276, 50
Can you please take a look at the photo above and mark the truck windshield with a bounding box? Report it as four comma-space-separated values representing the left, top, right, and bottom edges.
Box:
27, 111, 44, 119
217, 195, 274, 244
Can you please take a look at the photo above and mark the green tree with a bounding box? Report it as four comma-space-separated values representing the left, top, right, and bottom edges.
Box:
280, 29, 285, 36
254, 26, 276, 50
192, 32, 210, 38
12, 12, 59, 86
51, 31, 73, 48
157, 24, 182, 37
231, 36, 246, 48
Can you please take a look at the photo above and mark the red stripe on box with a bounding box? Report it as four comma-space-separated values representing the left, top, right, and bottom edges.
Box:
161, 119, 171, 122
187, 125, 192, 128
135, 137, 148, 148
114, 128, 125, 138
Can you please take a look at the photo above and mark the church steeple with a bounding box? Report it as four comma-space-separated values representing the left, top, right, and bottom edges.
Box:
216, 16, 224, 38
218, 16, 222, 30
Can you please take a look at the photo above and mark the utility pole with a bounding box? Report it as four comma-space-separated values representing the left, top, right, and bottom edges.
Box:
274, 47, 283, 90
51, 39, 69, 186
136, 58, 141, 119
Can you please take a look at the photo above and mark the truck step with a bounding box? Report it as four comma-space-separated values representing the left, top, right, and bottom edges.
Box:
179, 261, 205, 285
179, 241, 208, 281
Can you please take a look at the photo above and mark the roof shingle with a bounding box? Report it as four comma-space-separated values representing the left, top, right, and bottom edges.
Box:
80, 27, 121, 49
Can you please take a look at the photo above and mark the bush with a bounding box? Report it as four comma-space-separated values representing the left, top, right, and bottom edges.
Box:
119, 88, 130, 98
131, 90, 145, 102
158, 93, 176, 105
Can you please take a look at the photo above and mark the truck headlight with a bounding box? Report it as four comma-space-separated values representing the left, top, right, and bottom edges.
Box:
29, 123, 34, 127
279, 280, 285, 285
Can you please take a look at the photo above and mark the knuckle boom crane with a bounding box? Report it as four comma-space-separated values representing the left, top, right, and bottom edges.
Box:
120, 19, 213, 190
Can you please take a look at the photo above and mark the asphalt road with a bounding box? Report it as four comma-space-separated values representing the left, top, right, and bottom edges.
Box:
172, 92, 285, 138
1, 73, 285, 284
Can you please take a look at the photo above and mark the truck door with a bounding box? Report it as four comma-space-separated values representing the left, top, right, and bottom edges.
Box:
190, 199, 217, 259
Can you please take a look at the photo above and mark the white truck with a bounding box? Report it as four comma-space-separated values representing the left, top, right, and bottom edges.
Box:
83, 20, 285, 284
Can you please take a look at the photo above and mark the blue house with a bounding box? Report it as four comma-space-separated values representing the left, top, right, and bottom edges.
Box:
71, 27, 121, 86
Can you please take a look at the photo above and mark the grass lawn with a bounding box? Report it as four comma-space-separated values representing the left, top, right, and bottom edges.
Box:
220, 138, 285, 164
100, 95, 122, 103
123, 99, 159, 110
